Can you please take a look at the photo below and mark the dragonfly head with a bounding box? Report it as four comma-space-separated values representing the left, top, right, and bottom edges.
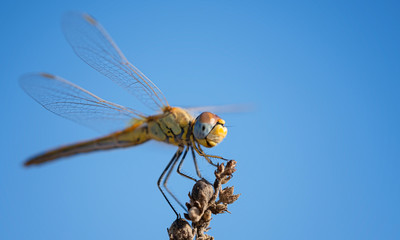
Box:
193, 112, 228, 148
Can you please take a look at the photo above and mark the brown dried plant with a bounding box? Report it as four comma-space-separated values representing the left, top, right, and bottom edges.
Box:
168, 160, 240, 240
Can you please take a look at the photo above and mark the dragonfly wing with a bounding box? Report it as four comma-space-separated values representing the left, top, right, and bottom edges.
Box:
20, 73, 144, 133
62, 12, 169, 111
185, 103, 254, 116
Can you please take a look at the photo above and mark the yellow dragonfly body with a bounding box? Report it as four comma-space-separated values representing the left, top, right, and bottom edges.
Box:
24, 102, 226, 166
20, 13, 229, 216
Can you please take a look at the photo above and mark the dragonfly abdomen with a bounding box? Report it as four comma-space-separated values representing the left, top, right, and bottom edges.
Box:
25, 124, 150, 166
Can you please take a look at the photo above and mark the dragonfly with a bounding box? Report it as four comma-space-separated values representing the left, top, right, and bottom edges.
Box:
20, 12, 230, 217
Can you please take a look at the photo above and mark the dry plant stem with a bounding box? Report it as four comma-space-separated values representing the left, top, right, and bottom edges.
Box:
168, 160, 240, 240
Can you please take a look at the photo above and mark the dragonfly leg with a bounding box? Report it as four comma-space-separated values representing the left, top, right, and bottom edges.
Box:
193, 142, 217, 166
163, 146, 188, 212
191, 146, 202, 178
177, 146, 197, 182
193, 140, 230, 166
157, 148, 182, 217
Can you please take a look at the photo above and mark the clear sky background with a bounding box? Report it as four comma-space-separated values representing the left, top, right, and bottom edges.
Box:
1, 0, 399, 239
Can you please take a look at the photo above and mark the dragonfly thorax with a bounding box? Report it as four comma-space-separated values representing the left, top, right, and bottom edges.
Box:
193, 112, 228, 148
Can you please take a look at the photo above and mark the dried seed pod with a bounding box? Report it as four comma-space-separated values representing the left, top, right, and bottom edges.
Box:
202, 209, 212, 222
168, 218, 194, 240
219, 186, 240, 204
190, 179, 214, 206
188, 206, 202, 222
210, 203, 228, 214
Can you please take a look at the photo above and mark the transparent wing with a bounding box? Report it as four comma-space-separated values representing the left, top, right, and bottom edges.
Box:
62, 12, 169, 111
20, 73, 145, 133
185, 103, 254, 116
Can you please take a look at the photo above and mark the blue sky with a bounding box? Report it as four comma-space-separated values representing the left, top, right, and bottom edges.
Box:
1, 0, 399, 239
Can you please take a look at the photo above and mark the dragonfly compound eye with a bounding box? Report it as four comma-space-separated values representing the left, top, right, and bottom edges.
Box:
193, 112, 228, 148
